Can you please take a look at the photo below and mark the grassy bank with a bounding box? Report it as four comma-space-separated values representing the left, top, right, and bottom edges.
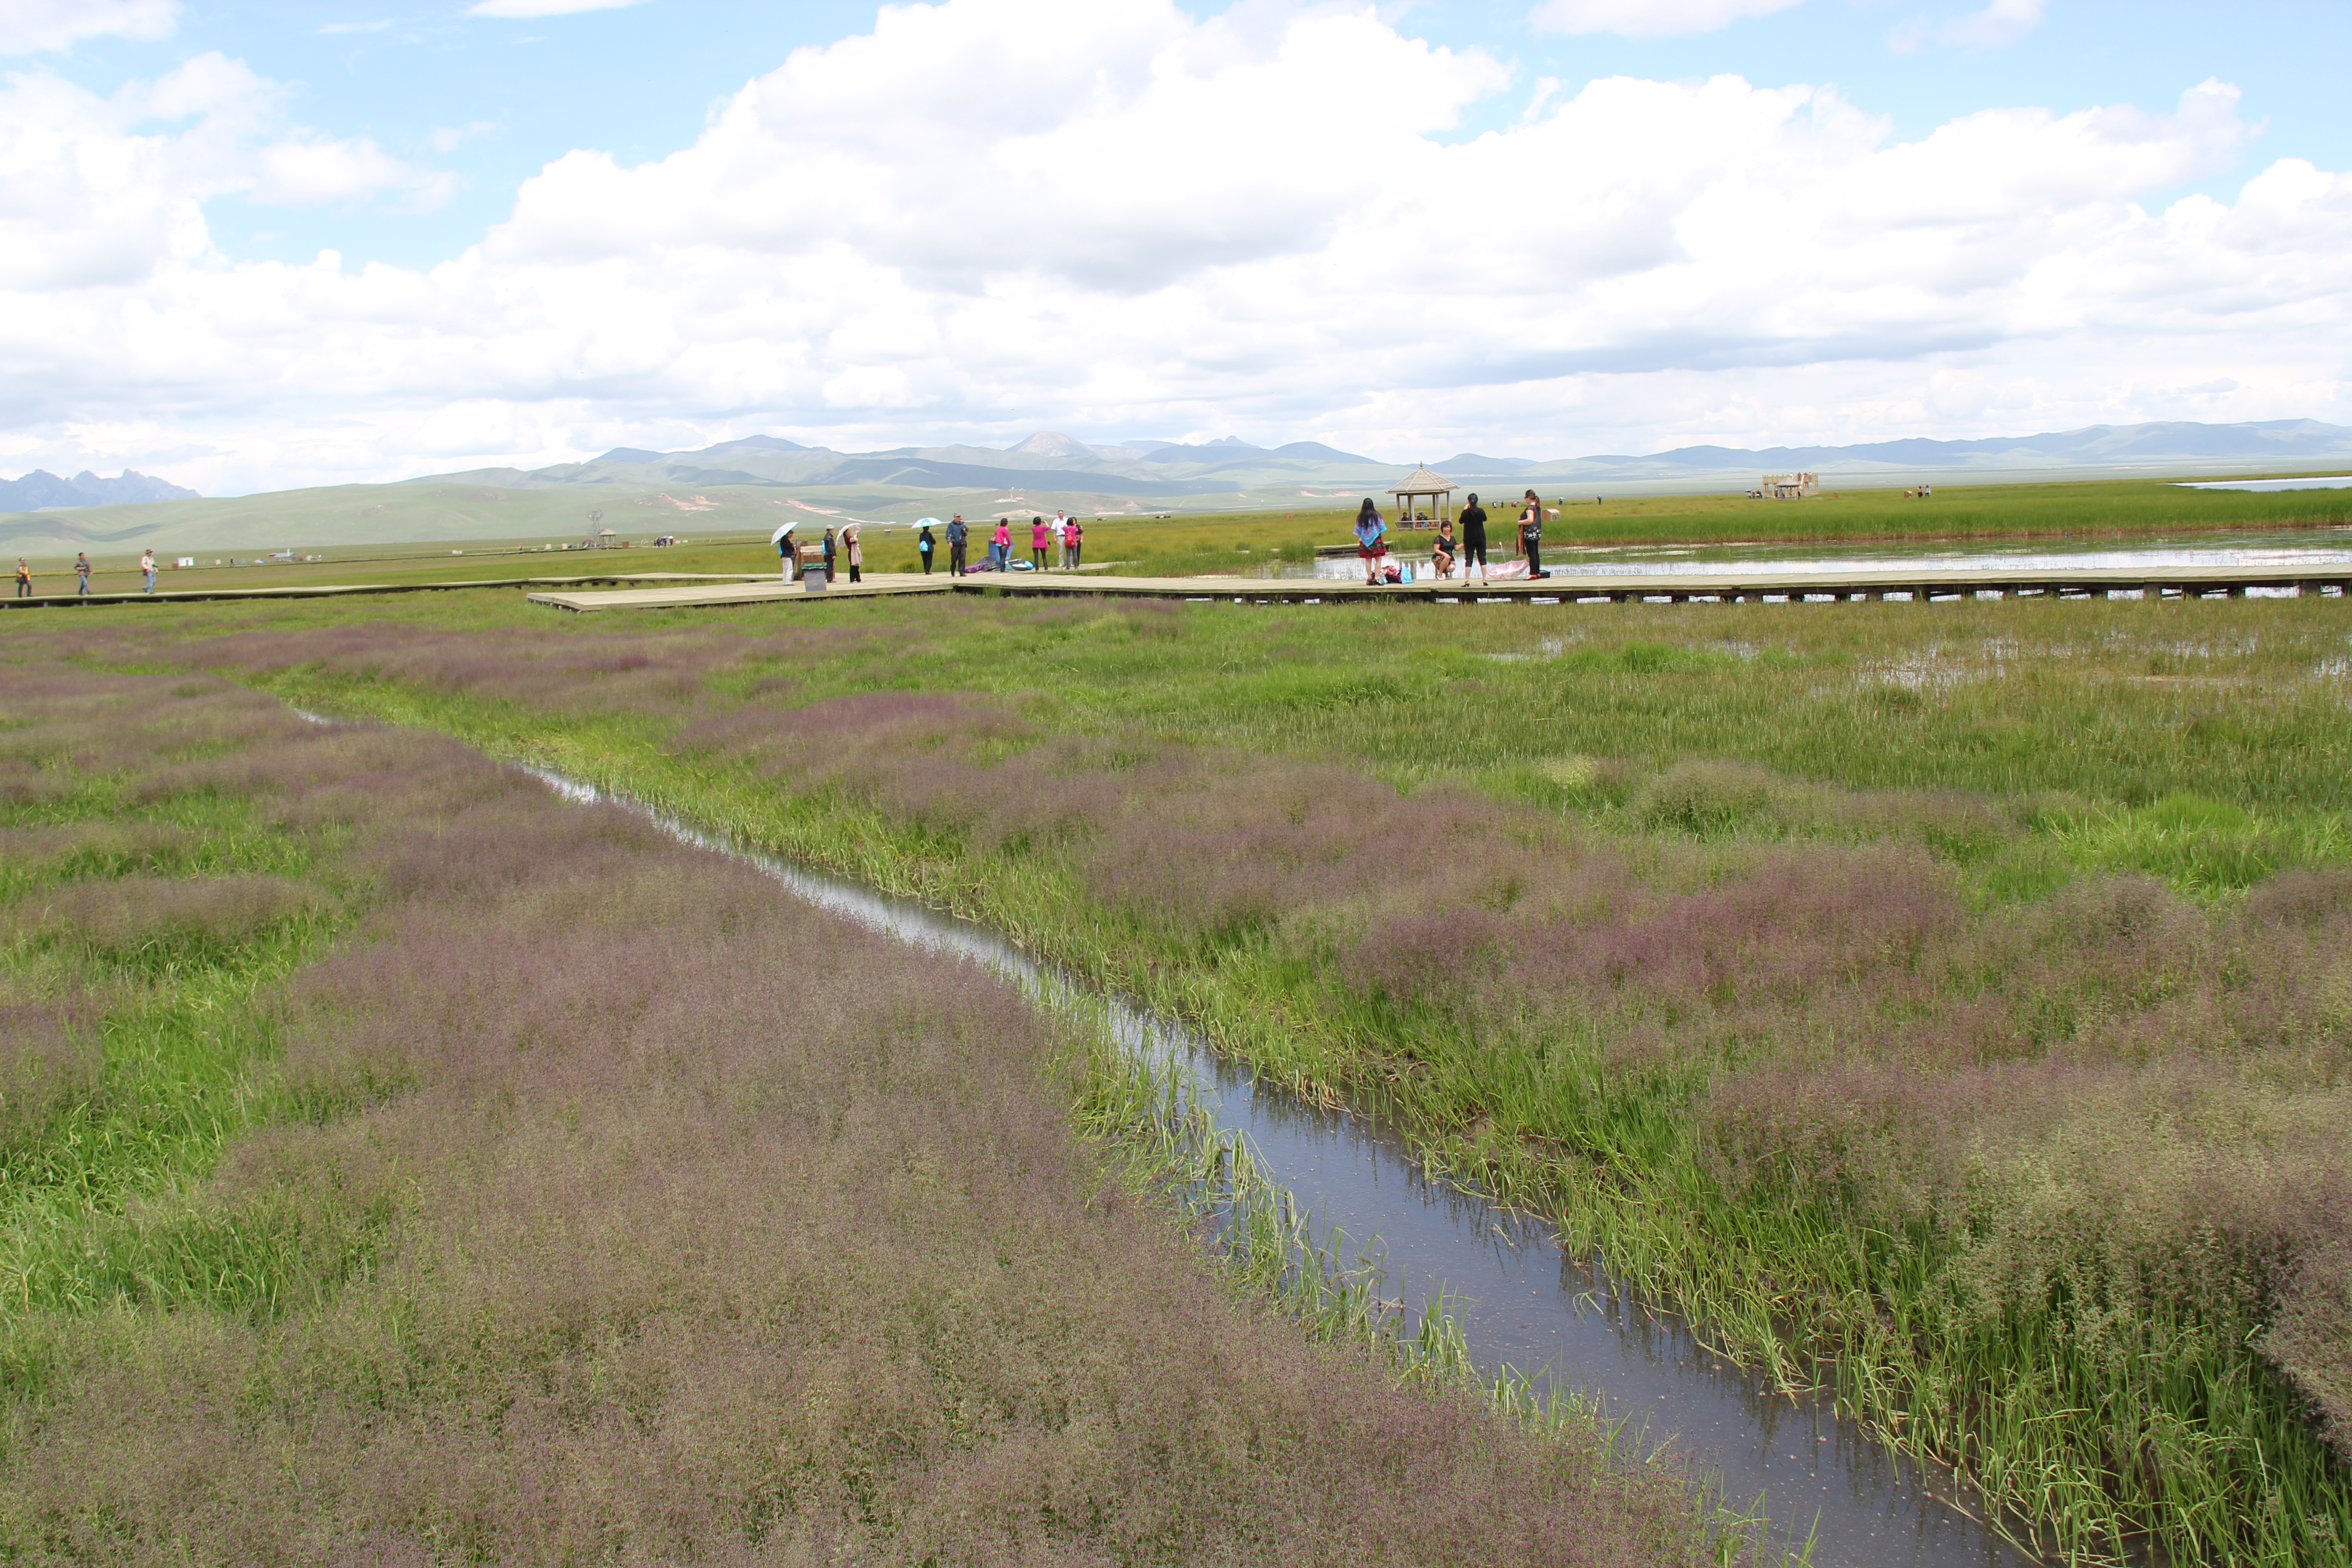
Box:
0, 653, 1727, 1564
34, 585, 2351, 1562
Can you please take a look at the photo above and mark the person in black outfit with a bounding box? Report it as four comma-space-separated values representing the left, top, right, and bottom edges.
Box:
1518, 490, 1544, 578
1458, 493, 1488, 583
821, 527, 837, 582
917, 524, 936, 573
946, 514, 968, 575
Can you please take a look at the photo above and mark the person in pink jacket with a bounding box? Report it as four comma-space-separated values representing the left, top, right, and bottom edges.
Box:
1030, 515, 1050, 569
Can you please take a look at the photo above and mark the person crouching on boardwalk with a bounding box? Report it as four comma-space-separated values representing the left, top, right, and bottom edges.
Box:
1352, 497, 1388, 586
840, 520, 863, 583
1431, 517, 1457, 579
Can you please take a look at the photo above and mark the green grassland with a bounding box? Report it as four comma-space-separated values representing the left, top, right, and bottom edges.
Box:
39, 582, 2342, 1565
7, 470, 2352, 580
0, 657, 1742, 1564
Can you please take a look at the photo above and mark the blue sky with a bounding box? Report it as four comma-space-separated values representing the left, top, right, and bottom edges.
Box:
6, 0, 2350, 491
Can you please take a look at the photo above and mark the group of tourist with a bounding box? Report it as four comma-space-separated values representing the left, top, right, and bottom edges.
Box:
773, 521, 865, 584
774, 510, 1086, 582
14, 551, 155, 597
1353, 489, 1549, 585
929, 510, 1083, 576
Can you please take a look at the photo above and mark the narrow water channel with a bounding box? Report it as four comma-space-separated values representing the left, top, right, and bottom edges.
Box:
510, 761, 2039, 1568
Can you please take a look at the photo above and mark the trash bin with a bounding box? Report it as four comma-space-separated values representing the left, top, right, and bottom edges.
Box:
802, 563, 828, 593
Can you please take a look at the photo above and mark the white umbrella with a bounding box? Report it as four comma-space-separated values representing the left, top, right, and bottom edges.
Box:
769, 521, 794, 545
915, 516, 944, 528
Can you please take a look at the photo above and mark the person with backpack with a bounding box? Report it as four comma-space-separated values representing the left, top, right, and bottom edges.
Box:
1459, 493, 1489, 583
776, 526, 798, 582
74, 554, 91, 596
1065, 516, 1083, 569
1352, 498, 1387, 586
917, 523, 936, 573
1518, 490, 1544, 579
13, 558, 28, 598
946, 515, 968, 575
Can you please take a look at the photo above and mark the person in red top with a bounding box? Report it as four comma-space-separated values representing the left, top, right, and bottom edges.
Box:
1030, 515, 1049, 569
1065, 516, 1083, 569
991, 518, 1013, 568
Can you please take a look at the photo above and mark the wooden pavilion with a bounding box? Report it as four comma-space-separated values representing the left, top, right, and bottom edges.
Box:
1388, 465, 1458, 528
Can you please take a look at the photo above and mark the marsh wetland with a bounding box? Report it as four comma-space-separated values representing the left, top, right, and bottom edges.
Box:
3, 546, 2350, 1563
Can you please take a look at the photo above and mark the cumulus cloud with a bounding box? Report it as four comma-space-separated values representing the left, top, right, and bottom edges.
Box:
2, 0, 2347, 495
0, 51, 456, 294
1531, 0, 1806, 38
0, 0, 177, 54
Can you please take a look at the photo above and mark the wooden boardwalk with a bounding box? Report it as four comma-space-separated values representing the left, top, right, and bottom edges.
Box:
527, 563, 2352, 613
0, 571, 773, 612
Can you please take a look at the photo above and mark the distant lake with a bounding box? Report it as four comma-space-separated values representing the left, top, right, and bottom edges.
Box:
2175, 475, 2352, 491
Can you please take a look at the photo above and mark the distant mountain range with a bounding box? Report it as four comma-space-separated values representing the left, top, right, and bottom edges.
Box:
4, 419, 2347, 556
429, 418, 2352, 503
0, 469, 200, 510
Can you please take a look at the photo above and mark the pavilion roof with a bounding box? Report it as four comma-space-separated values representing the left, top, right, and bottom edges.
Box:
1387, 465, 1456, 495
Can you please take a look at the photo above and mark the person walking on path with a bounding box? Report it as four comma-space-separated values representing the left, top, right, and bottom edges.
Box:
13, 558, 29, 598
1065, 516, 1083, 569
75, 553, 91, 596
1352, 497, 1388, 586
991, 518, 1013, 570
1518, 490, 1544, 579
917, 523, 936, 573
821, 527, 837, 583
841, 520, 863, 584
777, 526, 798, 582
140, 550, 156, 593
1458, 493, 1489, 583
1030, 515, 1049, 569
947, 515, 968, 575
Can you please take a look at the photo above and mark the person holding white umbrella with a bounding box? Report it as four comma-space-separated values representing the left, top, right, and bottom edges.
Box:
771, 521, 797, 582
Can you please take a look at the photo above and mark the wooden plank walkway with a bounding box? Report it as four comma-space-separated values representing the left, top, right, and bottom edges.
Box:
527, 564, 2352, 612
0, 571, 772, 611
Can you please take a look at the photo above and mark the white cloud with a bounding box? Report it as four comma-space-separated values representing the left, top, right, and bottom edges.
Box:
1531, 0, 1805, 39
2, 0, 2347, 495
0, 0, 177, 54
467, 0, 645, 17
1943, 0, 2047, 47
0, 51, 458, 294
1892, 0, 2049, 52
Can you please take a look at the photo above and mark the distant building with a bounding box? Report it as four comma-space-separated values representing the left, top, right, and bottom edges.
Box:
1759, 472, 1820, 499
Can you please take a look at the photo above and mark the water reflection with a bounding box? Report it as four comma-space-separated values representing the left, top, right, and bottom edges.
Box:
1277, 526, 2352, 583
517, 764, 2038, 1568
